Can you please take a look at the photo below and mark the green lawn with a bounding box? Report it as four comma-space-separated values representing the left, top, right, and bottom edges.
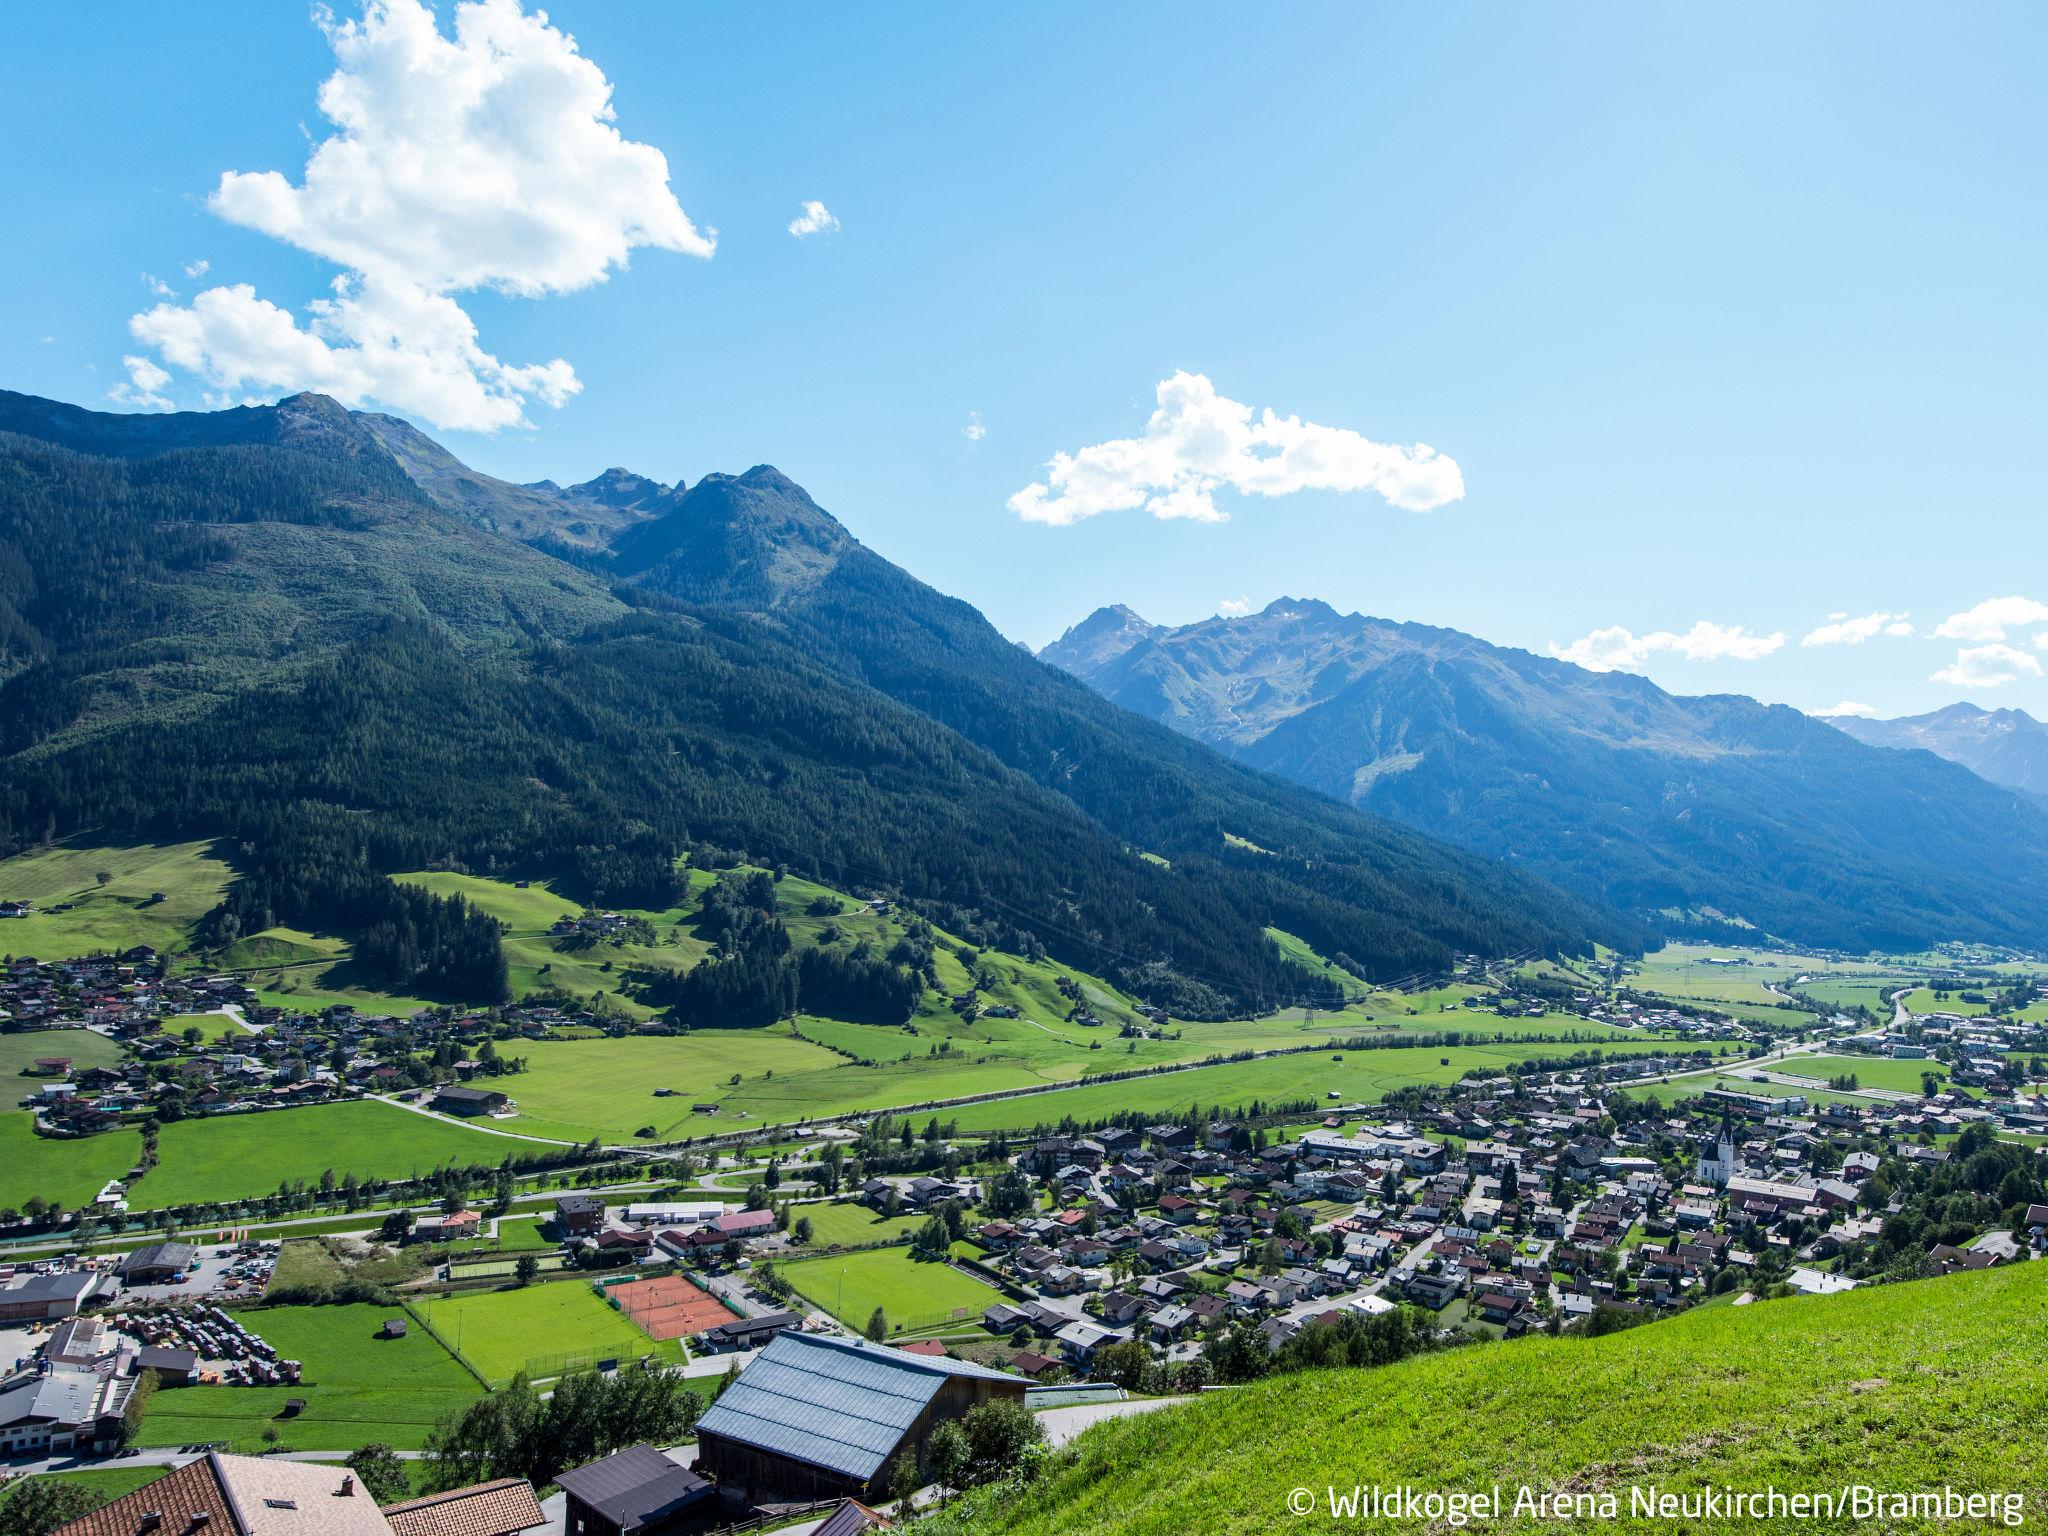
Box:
409, 1278, 681, 1384
939, 1037, 1696, 1132
927, 1262, 2048, 1536
500, 1033, 850, 1141
133, 1302, 482, 1453
778, 1245, 1003, 1337
787, 1200, 925, 1249
0, 1466, 171, 1512
0, 839, 234, 959
1787, 1054, 1948, 1094
136, 1099, 527, 1208
0, 1109, 144, 1213
0, 1027, 125, 1083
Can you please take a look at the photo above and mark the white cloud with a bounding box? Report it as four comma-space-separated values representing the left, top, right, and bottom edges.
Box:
1931, 644, 2044, 690
1932, 596, 2048, 643
1812, 700, 1878, 718
1217, 596, 1253, 618
1550, 620, 1786, 672
787, 200, 840, 239
184, 259, 211, 279
142, 273, 176, 298
1007, 371, 1465, 527
124, 0, 710, 433
962, 411, 985, 442
1800, 610, 1913, 646
107, 354, 174, 411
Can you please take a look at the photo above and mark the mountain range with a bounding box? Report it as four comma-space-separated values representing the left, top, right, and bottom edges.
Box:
1040, 599, 2048, 952
0, 389, 1629, 1015
1828, 702, 2048, 799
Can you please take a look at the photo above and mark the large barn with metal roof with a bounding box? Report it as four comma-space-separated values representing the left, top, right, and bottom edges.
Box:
693, 1330, 1026, 1502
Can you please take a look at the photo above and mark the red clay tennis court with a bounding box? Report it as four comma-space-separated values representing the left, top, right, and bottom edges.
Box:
610, 1274, 734, 1341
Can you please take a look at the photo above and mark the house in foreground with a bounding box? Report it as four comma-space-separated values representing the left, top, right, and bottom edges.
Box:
51, 1452, 545, 1536
553, 1441, 715, 1536
694, 1331, 1026, 1503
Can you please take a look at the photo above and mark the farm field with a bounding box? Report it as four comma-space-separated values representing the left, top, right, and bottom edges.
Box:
133, 1303, 481, 1452
133, 1099, 524, 1209
1785, 1054, 1950, 1094
1902, 986, 2048, 1022
0, 1109, 143, 1213
939, 1036, 1700, 1133
0, 839, 233, 960
1688, 1074, 1874, 1107
498, 1032, 849, 1141
936, 1263, 2048, 1536
788, 1200, 925, 1249
410, 1277, 683, 1384
0, 1026, 124, 1082
777, 1245, 1002, 1337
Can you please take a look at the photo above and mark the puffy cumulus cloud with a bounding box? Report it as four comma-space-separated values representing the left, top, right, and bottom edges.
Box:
124, 0, 710, 432
1549, 620, 1786, 673
1933, 596, 2048, 643
787, 200, 840, 238
1931, 643, 2044, 690
962, 411, 985, 442
1801, 610, 1913, 646
106, 355, 173, 411
1217, 596, 1254, 618
1007, 371, 1465, 527
1812, 700, 1878, 718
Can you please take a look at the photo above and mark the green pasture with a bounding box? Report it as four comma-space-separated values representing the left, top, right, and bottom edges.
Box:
134, 1302, 482, 1452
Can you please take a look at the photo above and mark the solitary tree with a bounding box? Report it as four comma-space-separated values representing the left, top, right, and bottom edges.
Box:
865, 1305, 889, 1342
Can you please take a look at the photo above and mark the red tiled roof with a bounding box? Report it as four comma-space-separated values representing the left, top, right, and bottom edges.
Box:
382, 1477, 546, 1536
52, 1458, 233, 1536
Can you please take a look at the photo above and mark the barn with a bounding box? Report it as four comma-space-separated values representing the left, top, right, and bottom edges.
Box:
693, 1331, 1025, 1502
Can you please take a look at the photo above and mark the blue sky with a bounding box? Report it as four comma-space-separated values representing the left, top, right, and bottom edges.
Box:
4, 2, 2045, 718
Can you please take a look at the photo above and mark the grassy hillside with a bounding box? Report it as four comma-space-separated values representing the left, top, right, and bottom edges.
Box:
931, 1263, 2048, 1535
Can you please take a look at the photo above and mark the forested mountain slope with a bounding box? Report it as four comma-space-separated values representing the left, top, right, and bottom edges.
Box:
1040, 599, 2048, 952
0, 390, 1623, 1017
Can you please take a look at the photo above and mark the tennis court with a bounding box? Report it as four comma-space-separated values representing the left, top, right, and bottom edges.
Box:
608, 1274, 735, 1341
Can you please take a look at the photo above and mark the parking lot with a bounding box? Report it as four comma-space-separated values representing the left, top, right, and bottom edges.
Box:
119, 1243, 275, 1305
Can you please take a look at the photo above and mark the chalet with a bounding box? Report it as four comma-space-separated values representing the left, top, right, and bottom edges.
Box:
695, 1331, 1025, 1502
696, 1310, 801, 1354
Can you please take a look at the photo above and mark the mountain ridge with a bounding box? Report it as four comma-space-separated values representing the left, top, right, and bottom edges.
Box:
0, 388, 1626, 1015
1830, 701, 2048, 799
1040, 599, 2048, 951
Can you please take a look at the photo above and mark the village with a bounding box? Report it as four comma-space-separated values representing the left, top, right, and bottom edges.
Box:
2, 931, 2045, 1534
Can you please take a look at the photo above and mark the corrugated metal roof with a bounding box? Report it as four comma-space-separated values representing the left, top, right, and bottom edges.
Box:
695, 1332, 1017, 1483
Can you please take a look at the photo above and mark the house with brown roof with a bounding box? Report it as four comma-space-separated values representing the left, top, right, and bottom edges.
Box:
381, 1477, 547, 1536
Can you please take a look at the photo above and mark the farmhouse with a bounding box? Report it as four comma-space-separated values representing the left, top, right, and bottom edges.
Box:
47, 1450, 536, 1536
694, 1330, 1026, 1502
554, 1441, 714, 1536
